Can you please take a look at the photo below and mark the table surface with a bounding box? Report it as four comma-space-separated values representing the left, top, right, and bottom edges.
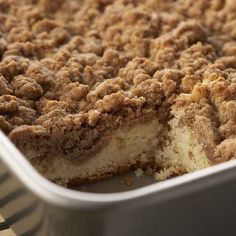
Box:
0, 214, 15, 236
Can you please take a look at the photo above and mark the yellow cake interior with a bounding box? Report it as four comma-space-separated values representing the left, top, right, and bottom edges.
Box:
34, 116, 210, 186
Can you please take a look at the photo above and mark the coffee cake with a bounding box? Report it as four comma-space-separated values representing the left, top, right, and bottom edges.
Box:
0, 0, 236, 186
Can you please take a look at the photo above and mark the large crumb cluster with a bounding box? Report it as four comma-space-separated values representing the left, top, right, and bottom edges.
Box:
0, 0, 236, 163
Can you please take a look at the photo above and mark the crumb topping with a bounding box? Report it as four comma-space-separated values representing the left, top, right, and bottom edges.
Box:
1, 0, 236, 162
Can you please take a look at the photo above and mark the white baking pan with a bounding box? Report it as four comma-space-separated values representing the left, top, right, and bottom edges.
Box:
0, 130, 236, 236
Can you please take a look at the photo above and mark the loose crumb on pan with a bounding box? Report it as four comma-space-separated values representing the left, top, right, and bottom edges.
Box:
134, 168, 144, 178
122, 176, 134, 187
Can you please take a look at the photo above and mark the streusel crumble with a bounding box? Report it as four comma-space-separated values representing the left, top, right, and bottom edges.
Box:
1, 0, 236, 186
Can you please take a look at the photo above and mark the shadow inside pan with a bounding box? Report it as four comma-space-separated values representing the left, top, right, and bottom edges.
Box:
74, 172, 156, 193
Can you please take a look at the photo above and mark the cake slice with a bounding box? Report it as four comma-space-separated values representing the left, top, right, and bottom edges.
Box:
1, 0, 236, 186
9, 95, 214, 186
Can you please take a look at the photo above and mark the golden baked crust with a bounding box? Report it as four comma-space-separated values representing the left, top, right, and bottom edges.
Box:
1, 0, 236, 166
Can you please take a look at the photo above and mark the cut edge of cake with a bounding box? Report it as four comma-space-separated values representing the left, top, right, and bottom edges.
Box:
12, 108, 212, 187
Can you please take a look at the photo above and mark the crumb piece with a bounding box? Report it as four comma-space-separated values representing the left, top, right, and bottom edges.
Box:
123, 176, 134, 187
134, 168, 144, 178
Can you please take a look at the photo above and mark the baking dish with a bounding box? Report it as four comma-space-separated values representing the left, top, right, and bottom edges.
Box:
1, 129, 236, 236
